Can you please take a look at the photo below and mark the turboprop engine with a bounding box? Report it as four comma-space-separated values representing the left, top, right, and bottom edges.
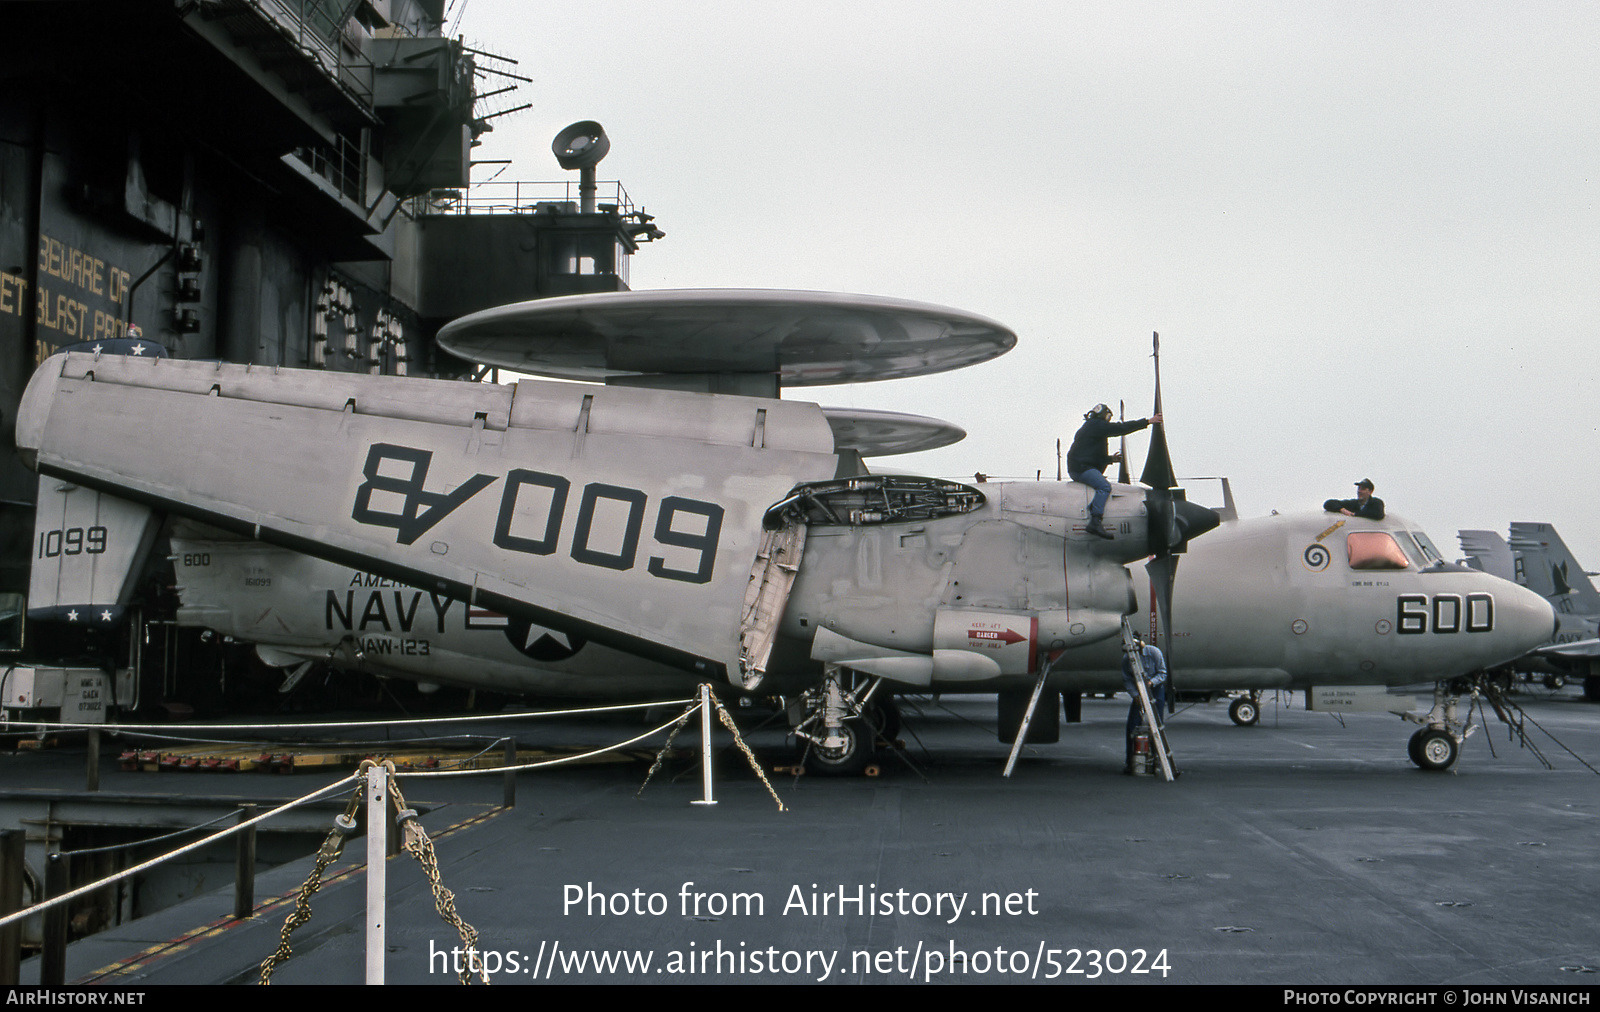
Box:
739, 470, 1221, 692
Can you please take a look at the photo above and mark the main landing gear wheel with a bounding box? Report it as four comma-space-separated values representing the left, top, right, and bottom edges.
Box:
1410, 728, 1458, 771
865, 696, 901, 743
803, 721, 872, 777
1229, 697, 1260, 726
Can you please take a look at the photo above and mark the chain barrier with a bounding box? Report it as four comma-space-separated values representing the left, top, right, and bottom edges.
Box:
257, 760, 490, 984
258, 776, 366, 984
632, 689, 788, 811
387, 764, 489, 984
710, 694, 787, 812
5, 694, 737, 983
635, 700, 697, 797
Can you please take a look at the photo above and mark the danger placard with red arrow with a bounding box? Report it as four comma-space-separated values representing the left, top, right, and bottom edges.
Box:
933, 610, 1039, 675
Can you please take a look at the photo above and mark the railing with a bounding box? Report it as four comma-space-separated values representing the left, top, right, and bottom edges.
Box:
290, 131, 367, 205
232, 0, 378, 108
410, 180, 639, 217
0, 687, 777, 985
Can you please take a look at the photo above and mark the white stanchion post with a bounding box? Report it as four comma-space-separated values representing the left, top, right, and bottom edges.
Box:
692, 683, 717, 807
365, 765, 387, 984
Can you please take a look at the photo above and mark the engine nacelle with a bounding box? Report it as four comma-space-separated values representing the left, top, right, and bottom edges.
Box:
809, 605, 1125, 686
931, 606, 1125, 675
770, 475, 1146, 687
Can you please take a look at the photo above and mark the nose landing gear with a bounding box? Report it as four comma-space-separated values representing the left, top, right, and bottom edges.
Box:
1408, 726, 1459, 771
1228, 692, 1261, 726
790, 665, 898, 776
1401, 680, 1474, 771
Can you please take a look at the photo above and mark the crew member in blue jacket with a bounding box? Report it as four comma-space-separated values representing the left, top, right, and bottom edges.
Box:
1067, 404, 1160, 539
1121, 631, 1167, 774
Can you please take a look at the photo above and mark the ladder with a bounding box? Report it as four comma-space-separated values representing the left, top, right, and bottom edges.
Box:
1121, 616, 1176, 781
1002, 651, 1060, 778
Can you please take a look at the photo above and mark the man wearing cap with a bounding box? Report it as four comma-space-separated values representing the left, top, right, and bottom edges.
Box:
1121, 630, 1167, 774
1067, 404, 1161, 540
1323, 479, 1385, 520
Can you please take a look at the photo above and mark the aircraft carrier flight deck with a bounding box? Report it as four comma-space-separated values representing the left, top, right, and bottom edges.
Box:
2, 689, 1595, 987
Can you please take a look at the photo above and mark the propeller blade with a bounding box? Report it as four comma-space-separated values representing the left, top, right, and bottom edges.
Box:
1146, 553, 1179, 711
1133, 331, 1220, 713
1117, 400, 1130, 485
1140, 426, 1176, 492
1139, 332, 1177, 491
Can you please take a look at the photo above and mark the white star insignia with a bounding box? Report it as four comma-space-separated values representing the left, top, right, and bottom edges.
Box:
100, 609, 113, 622
66, 609, 79, 622
130, 343, 146, 356
92, 344, 103, 354
523, 626, 571, 651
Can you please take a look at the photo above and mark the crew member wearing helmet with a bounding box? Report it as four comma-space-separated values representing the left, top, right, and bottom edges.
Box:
1323, 478, 1384, 520
1066, 403, 1161, 540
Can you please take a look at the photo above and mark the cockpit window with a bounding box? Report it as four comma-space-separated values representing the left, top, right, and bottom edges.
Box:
1392, 536, 1426, 568
1347, 532, 1411, 570
1408, 531, 1444, 565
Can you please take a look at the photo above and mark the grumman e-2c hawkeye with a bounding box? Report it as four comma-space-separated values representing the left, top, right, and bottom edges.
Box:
151, 491, 1557, 772
1071, 506, 1559, 769
15, 292, 1555, 773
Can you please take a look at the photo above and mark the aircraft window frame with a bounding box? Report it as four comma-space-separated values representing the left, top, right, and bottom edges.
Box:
1408, 531, 1445, 566
1347, 532, 1411, 571
1394, 536, 1426, 568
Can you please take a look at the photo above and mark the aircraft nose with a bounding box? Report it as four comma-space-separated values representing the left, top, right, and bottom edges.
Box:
1498, 581, 1559, 659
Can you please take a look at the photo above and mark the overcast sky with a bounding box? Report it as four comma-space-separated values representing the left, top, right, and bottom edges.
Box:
454, 0, 1600, 568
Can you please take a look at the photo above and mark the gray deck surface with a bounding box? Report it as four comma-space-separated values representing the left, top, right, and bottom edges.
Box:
8, 689, 1599, 986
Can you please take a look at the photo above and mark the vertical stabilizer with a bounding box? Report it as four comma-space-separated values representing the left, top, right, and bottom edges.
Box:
1507, 523, 1600, 614
28, 483, 160, 626
1458, 529, 1515, 582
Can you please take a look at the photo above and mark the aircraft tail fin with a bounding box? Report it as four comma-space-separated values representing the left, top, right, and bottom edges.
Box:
1458, 529, 1515, 582
29, 482, 161, 626
1506, 522, 1600, 613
